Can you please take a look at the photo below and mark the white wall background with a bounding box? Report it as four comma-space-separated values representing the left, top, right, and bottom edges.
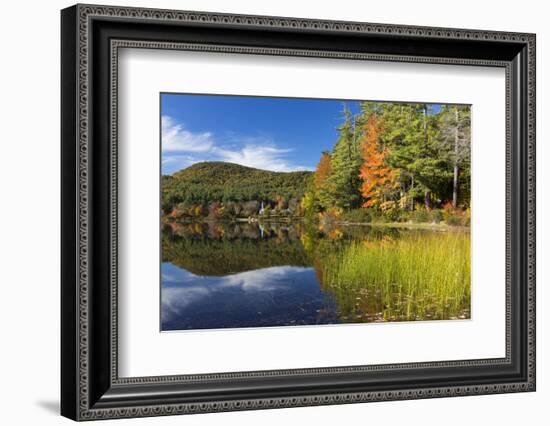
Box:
0, 0, 547, 424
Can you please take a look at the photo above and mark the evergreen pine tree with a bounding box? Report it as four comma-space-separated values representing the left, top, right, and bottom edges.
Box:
326, 107, 364, 210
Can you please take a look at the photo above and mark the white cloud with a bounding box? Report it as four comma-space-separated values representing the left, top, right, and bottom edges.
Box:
161, 154, 198, 171
161, 115, 214, 153
161, 115, 312, 173
216, 145, 298, 172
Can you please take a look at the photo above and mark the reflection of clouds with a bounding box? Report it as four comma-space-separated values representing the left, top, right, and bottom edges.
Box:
161, 286, 211, 322
161, 265, 312, 324
219, 266, 308, 291
161, 272, 180, 283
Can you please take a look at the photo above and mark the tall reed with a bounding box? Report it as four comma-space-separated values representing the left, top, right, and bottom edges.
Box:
321, 231, 470, 322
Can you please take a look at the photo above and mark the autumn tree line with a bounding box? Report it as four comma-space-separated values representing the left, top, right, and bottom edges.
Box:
301, 102, 471, 225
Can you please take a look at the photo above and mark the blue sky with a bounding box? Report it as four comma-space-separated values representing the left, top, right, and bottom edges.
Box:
161, 94, 441, 175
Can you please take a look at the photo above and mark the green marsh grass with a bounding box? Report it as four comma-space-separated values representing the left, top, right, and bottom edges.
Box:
321, 231, 470, 322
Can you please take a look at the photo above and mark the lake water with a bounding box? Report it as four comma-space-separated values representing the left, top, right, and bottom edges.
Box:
161, 221, 470, 331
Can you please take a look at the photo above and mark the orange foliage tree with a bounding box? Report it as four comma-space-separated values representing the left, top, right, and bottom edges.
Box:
314, 151, 334, 209
314, 151, 331, 189
359, 115, 396, 208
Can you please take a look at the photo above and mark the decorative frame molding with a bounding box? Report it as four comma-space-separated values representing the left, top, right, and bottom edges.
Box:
61, 4, 535, 421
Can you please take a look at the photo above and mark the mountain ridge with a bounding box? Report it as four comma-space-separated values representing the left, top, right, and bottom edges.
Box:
162, 161, 313, 210
174, 161, 312, 175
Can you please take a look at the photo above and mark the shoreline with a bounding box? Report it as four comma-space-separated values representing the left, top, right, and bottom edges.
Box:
333, 220, 469, 231
163, 216, 469, 230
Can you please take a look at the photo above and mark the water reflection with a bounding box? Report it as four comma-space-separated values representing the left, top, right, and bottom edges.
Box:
161, 221, 470, 331
162, 263, 339, 331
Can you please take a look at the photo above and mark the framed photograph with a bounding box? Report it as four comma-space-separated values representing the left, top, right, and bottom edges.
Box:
61, 4, 536, 421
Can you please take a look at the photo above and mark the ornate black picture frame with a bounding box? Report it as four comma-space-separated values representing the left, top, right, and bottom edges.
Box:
61, 4, 536, 421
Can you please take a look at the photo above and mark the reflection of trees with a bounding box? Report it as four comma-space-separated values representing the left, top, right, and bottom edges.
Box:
162, 222, 310, 276
164, 221, 306, 241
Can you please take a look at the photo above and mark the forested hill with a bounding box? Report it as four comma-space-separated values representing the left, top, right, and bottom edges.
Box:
162, 162, 313, 211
